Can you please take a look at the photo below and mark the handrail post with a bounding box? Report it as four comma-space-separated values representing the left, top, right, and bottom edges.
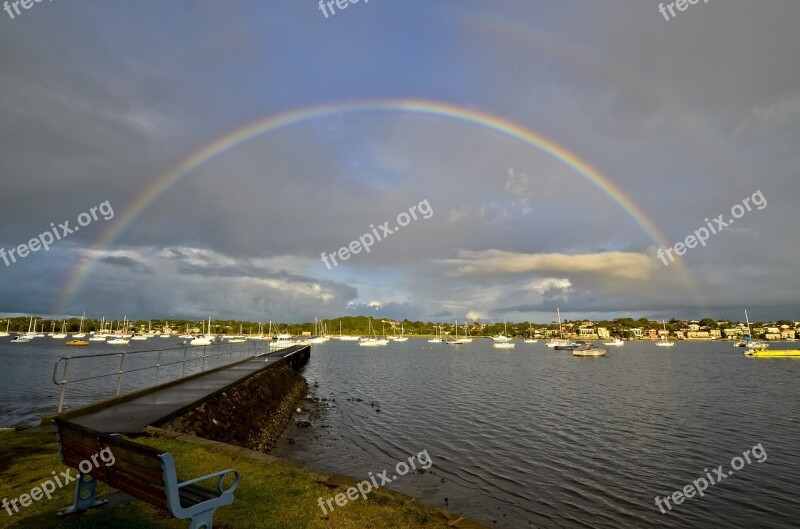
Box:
182, 347, 187, 377
115, 353, 124, 396
155, 350, 163, 383
202, 347, 207, 371
56, 358, 70, 414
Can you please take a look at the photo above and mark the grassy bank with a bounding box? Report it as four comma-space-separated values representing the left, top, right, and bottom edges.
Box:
0, 429, 466, 529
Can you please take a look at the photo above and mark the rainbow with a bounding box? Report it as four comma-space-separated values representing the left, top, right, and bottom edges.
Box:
57, 99, 699, 313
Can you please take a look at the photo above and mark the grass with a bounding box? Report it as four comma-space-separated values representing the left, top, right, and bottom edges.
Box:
0, 429, 458, 529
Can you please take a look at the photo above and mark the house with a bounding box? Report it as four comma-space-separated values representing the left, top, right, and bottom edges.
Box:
781, 328, 796, 340
723, 328, 742, 339
631, 328, 643, 338
688, 323, 700, 332
645, 329, 658, 340
687, 331, 711, 340
597, 327, 611, 339
674, 330, 686, 340
577, 327, 598, 339
709, 329, 722, 339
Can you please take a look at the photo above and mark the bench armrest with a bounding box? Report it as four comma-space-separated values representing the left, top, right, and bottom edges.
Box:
178, 469, 241, 495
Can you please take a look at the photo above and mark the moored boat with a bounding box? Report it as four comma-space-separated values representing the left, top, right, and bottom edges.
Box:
573, 343, 607, 357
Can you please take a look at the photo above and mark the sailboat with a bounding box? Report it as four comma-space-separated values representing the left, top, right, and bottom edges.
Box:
523, 323, 538, 343
22, 317, 38, 339
604, 337, 625, 347
72, 311, 87, 338
308, 318, 329, 344
0, 320, 9, 337
108, 318, 131, 345
228, 324, 246, 343
546, 309, 574, 348
740, 310, 768, 351
189, 319, 213, 346
359, 319, 389, 346
655, 320, 675, 347
493, 321, 515, 349
336, 320, 360, 341
459, 322, 473, 343
427, 325, 443, 343
51, 320, 68, 339
446, 320, 466, 345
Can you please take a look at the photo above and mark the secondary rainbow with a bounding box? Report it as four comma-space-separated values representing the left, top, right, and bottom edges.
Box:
57, 99, 697, 312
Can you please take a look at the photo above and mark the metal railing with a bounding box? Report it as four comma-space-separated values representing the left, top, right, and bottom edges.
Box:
52, 340, 268, 414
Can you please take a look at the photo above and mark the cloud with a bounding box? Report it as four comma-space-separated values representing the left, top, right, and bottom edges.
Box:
732, 100, 800, 138
439, 250, 656, 281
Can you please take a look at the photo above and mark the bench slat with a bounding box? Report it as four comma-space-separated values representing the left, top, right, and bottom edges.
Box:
179, 484, 219, 508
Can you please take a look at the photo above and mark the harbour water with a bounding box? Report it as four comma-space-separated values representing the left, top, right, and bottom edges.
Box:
273, 339, 800, 528
0, 338, 261, 426
2, 338, 799, 528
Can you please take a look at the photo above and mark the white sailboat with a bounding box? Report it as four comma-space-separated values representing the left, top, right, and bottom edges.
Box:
189, 319, 213, 346
459, 322, 473, 343
51, 320, 68, 339
547, 309, 575, 349
359, 319, 389, 346
22, 317, 38, 339
108, 318, 131, 344
72, 311, 87, 338
523, 323, 538, 343
742, 310, 768, 351
427, 325, 443, 343
603, 337, 624, 347
493, 321, 516, 349
655, 320, 674, 347
0, 320, 9, 337
446, 320, 466, 345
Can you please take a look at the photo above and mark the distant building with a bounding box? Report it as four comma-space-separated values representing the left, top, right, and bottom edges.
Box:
597, 327, 611, 339
781, 329, 796, 340
710, 329, 722, 339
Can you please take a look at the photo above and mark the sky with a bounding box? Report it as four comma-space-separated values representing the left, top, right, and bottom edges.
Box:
0, 0, 798, 324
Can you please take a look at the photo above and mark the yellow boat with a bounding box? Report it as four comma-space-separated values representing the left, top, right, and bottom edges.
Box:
744, 349, 800, 357
65, 340, 89, 346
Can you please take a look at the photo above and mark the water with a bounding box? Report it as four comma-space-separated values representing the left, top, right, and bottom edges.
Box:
2, 337, 798, 528
273, 339, 800, 528
0, 338, 263, 426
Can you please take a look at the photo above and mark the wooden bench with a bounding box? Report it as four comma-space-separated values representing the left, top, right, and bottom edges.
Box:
54, 418, 240, 529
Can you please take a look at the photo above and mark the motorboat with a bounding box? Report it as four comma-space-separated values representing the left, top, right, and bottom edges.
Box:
604, 338, 624, 347
573, 343, 607, 357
